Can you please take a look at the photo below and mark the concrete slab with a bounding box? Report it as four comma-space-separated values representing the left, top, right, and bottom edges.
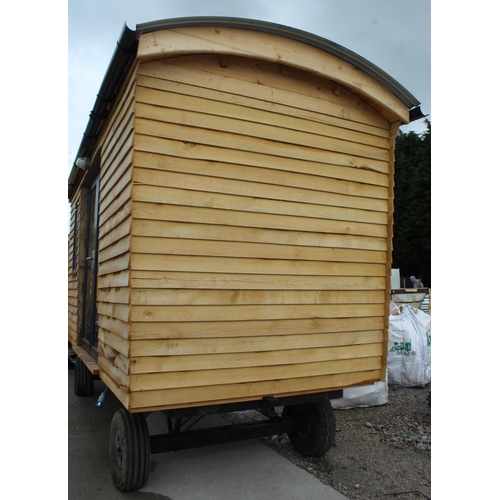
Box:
143, 437, 347, 500
69, 370, 349, 500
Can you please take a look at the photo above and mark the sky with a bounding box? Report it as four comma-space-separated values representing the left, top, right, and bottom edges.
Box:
67, 0, 431, 172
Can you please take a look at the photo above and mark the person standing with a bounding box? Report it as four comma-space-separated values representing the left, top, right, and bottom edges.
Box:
410, 275, 424, 288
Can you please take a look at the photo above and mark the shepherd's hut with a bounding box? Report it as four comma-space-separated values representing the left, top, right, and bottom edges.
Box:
68, 17, 424, 491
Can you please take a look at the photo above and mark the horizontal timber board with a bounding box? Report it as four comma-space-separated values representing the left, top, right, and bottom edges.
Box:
98, 341, 130, 375
98, 269, 131, 289
98, 252, 130, 277
130, 253, 386, 276
128, 369, 382, 410
129, 289, 385, 306
135, 77, 390, 147
98, 322, 130, 350
129, 328, 384, 356
98, 235, 131, 264
144, 27, 407, 121
99, 369, 130, 409
138, 54, 382, 120
99, 216, 132, 253
130, 236, 387, 264
130, 303, 384, 324
131, 219, 388, 252
98, 287, 131, 305
133, 137, 389, 188
130, 355, 382, 391
99, 203, 132, 244
130, 339, 384, 374
129, 271, 386, 291
98, 302, 130, 323
99, 354, 129, 390
99, 183, 133, 233
132, 170, 389, 214
128, 317, 385, 341
134, 119, 390, 175
99, 147, 134, 213
99, 80, 137, 180
131, 202, 388, 238
133, 149, 389, 199
135, 71, 389, 139
135, 101, 389, 162
137, 54, 395, 128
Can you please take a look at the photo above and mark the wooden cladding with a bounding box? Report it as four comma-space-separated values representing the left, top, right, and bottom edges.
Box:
118, 54, 393, 411
136, 27, 409, 123
69, 30, 403, 413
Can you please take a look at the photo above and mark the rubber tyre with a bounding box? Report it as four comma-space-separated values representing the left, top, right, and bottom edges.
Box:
283, 398, 336, 456
68, 345, 77, 369
109, 408, 151, 492
74, 357, 94, 396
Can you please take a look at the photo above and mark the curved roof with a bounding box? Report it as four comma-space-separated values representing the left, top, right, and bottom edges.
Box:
69, 17, 424, 197
137, 17, 421, 110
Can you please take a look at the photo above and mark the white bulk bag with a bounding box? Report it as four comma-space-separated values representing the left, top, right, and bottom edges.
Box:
388, 303, 431, 387
330, 380, 388, 409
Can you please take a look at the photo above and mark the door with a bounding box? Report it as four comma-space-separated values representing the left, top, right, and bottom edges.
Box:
81, 176, 100, 360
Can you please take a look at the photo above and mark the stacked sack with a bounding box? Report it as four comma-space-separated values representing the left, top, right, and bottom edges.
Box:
388, 302, 431, 387
331, 302, 431, 409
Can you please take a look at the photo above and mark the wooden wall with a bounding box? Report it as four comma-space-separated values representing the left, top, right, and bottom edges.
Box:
68, 200, 80, 347
125, 54, 395, 412
93, 66, 138, 409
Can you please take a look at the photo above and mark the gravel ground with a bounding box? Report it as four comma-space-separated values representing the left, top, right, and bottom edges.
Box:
228, 384, 431, 500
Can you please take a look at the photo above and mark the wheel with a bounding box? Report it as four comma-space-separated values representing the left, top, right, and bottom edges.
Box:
74, 357, 94, 396
68, 344, 77, 369
109, 408, 151, 492
282, 398, 336, 456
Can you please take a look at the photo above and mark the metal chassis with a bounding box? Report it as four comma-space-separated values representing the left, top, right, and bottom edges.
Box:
149, 390, 343, 454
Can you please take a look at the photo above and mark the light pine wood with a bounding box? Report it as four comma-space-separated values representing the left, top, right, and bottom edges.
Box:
130, 336, 384, 373
131, 219, 388, 252
131, 202, 388, 238
87, 65, 139, 380
132, 168, 389, 212
131, 356, 383, 392
99, 369, 130, 409
134, 119, 389, 175
138, 58, 391, 130
133, 136, 390, 188
136, 28, 409, 122
98, 216, 131, 254
129, 370, 382, 411
129, 289, 385, 306
128, 317, 385, 341
69, 26, 407, 412
129, 270, 386, 291
130, 236, 386, 264
135, 100, 389, 162
72, 345, 99, 375
135, 78, 391, 147
130, 330, 384, 357
130, 253, 386, 278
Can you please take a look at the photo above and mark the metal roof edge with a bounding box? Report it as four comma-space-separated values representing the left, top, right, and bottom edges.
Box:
68, 23, 138, 199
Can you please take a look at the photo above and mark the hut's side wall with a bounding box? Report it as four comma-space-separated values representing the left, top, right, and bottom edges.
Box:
68, 199, 80, 347
94, 66, 138, 408
127, 54, 394, 412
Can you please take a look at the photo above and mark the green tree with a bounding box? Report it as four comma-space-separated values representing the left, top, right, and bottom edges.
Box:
392, 120, 431, 286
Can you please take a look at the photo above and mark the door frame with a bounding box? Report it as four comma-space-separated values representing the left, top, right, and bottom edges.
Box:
80, 175, 100, 360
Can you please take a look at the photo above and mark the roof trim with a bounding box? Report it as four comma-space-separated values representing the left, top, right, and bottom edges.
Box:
68, 24, 138, 199
137, 17, 421, 110
69, 17, 423, 198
